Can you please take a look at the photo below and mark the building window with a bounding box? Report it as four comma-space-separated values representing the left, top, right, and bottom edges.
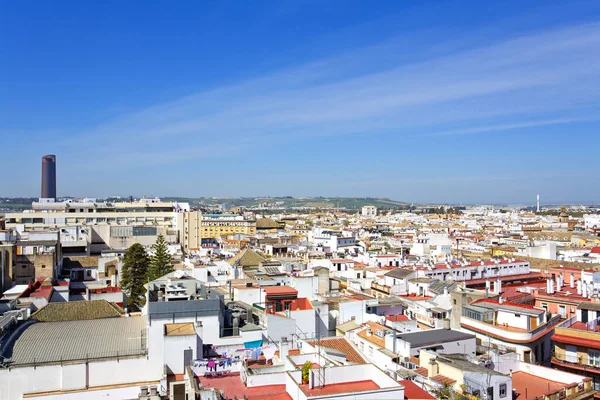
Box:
589, 350, 600, 367
559, 305, 566, 317
368, 346, 373, 356
499, 383, 507, 398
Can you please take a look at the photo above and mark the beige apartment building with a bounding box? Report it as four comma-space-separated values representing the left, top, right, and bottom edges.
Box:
5, 198, 182, 252
6, 201, 256, 255
176, 212, 256, 251
200, 214, 256, 239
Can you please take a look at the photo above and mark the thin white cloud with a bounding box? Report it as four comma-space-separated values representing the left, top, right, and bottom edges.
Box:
57, 21, 600, 165
424, 117, 597, 137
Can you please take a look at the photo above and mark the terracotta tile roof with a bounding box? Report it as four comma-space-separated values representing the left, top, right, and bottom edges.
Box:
386, 314, 409, 322
307, 337, 366, 364
431, 375, 456, 385
256, 218, 281, 229
356, 321, 388, 347
263, 286, 298, 296
32, 300, 123, 322
414, 367, 428, 377
228, 248, 266, 267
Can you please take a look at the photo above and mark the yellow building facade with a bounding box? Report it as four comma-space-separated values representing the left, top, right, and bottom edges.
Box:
200, 214, 256, 239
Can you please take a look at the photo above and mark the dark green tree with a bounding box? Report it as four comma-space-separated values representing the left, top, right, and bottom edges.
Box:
148, 234, 173, 281
120, 243, 149, 311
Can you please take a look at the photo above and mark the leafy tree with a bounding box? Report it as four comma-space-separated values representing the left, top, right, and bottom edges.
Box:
120, 243, 149, 311
301, 361, 313, 384
148, 234, 173, 281
431, 383, 471, 400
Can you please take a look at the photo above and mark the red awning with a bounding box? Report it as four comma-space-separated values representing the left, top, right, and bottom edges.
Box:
551, 334, 600, 350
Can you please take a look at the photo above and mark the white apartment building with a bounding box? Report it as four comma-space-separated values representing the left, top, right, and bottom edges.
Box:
362, 206, 377, 217
5, 198, 188, 253
418, 258, 530, 282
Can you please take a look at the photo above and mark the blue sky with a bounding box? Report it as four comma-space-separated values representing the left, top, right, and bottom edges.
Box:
1, 1, 600, 204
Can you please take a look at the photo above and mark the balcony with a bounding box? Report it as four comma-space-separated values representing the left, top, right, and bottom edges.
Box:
461, 314, 562, 343
371, 282, 391, 295
551, 354, 600, 375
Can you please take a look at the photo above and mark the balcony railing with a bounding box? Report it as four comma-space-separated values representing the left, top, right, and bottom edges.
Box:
552, 353, 600, 374
461, 314, 561, 342
371, 282, 391, 294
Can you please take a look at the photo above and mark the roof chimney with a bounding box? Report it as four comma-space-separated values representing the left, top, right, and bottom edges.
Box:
547, 278, 554, 295
570, 273, 575, 289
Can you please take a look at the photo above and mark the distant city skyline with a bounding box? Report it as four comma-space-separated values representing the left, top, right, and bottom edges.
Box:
2, 1, 600, 204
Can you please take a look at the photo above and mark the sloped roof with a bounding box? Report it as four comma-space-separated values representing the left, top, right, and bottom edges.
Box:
62, 256, 99, 269
384, 268, 415, 279
5, 316, 146, 365
428, 280, 457, 295
256, 218, 281, 229
32, 300, 124, 322
228, 248, 266, 267
336, 320, 360, 333
307, 337, 366, 364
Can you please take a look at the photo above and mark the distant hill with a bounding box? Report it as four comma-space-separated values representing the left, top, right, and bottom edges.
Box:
0, 196, 410, 211
161, 197, 409, 210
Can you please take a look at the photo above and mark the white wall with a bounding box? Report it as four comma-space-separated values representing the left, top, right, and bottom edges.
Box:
291, 276, 318, 299
291, 309, 316, 339
384, 319, 418, 333
284, 365, 404, 400
164, 334, 197, 374
267, 313, 297, 342
338, 300, 367, 325
496, 310, 530, 330
0, 356, 157, 400
495, 353, 587, 384
234, 287, 264, 306
24, 385, 149, 400
246, 371, 287, 387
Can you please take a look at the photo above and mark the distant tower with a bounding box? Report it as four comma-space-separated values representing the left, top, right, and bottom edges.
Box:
536, 194, 540, 213
41, 154, 57, 200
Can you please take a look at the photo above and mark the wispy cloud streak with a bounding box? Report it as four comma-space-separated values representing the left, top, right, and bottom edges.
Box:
64, 21, 600, 164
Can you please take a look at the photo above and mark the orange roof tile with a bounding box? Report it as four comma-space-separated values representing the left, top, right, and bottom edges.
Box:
306, 337, 366, 364
431, 375, 456, 385
386, 314, 409, 322
263, 286, 298, 296
356, 321, 388, 347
